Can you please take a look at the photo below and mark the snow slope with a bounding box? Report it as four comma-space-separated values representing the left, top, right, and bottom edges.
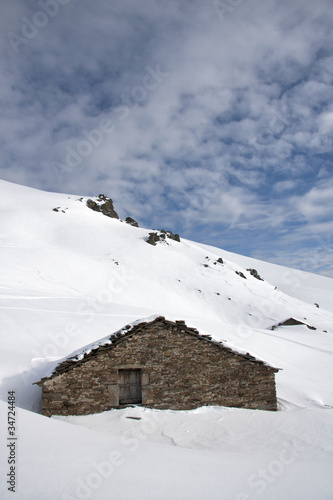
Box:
0, 179, 332, 499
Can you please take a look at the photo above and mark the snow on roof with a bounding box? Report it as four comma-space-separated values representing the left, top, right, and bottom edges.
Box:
270, 317, 317, 331
36, 315, 279, 383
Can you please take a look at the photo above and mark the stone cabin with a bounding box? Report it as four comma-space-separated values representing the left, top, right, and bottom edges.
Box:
35, 317, 279, 416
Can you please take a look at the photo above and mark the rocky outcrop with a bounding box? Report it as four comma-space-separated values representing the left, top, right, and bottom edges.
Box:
146, 230, 180, 246
147, 232, 160, 246
86, 195, 141, 227
247, 268, 264, 281
125, 217, 139, 227
86, 194, 119, 219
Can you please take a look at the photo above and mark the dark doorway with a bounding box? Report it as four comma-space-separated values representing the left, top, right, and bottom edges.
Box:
118, 369, 142, 405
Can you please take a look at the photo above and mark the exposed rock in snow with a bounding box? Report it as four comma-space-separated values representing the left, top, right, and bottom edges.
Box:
146, 229, 181, 245
125, 216, 139, 227
86, 194, 119, 219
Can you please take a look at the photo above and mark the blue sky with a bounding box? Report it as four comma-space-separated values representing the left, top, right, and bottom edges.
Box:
1, 0, 333, 277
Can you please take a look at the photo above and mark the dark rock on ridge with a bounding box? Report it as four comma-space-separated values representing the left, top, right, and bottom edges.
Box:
86, 194, 119, 219
146, 229, 181, 246
125, 217, 139, 227
247, 268, 264, 281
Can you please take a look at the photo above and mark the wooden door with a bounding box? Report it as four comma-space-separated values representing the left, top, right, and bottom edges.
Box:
119, 369, 142, 405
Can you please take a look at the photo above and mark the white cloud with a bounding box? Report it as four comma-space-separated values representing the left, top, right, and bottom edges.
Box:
319, 111, 333, 134
273, 180, 298, 193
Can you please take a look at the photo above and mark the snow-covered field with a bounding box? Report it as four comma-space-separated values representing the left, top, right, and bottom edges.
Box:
0, 179, 332, 499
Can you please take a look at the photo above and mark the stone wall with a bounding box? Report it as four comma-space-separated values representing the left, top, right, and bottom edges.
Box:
38, 319, 278, 416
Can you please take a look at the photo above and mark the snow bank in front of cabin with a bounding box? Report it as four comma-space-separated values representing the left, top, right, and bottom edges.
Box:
1, 401, 333, 500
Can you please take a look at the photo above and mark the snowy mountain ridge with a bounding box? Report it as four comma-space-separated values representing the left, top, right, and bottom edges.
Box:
0, 179, 332, 500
